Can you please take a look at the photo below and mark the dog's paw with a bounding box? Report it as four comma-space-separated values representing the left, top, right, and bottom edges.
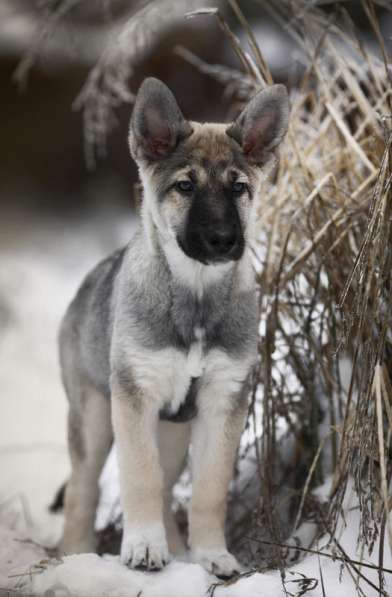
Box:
191, 549, 241, 578
120, 526, 169, 571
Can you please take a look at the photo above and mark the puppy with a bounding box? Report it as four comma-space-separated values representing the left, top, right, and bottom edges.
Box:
59, 77, 289, 577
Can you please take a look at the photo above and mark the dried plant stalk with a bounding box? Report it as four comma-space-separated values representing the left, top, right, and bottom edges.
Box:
216, 1, 392, 588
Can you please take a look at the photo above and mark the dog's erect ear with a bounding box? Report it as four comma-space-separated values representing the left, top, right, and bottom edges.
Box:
226, 84, 289, 164
129, 77, 192, 161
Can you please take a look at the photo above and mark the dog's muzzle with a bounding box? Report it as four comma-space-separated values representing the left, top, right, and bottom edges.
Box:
200, 222, 243, 262
178, 221, 244, 265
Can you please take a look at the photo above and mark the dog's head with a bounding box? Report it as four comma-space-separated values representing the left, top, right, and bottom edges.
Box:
129, 78, 289, 265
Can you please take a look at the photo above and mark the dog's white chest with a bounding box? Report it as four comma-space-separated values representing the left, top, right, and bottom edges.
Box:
168, 327, 205, 414
130, 328, 206, 414
186, 327, 205, 378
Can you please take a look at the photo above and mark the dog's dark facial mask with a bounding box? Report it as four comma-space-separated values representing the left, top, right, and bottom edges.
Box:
129, 78, 289, 265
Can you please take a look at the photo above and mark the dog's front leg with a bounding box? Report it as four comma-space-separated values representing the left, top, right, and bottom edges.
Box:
111, 374, 168, 570
189, 370, 249, 577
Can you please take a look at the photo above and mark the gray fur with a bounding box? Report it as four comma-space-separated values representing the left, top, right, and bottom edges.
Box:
60, 229, 258, 413
59, 248, 125, 401
60, 77, 289, 570
227, 84, 289, 164
129, 77, 192, 161
117, 231, 257, 355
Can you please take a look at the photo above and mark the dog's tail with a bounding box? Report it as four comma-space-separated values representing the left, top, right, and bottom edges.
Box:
49, 480, 67, 512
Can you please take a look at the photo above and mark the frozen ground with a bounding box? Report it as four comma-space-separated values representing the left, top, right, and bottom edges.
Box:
0, 212, 391, 596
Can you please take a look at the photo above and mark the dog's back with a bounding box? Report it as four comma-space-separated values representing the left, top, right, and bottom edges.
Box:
59, 247, 125, 401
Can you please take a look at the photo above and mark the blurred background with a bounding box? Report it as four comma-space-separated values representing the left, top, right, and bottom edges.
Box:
1, 0, 391, 216
0, 0, 391, 548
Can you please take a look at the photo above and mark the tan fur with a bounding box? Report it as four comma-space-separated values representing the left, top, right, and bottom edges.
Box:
144, 122, 261, 257
62, 385, 112, 554
188, 351, 251, 575
186, 123, 234, 162
158, 421, 190, 555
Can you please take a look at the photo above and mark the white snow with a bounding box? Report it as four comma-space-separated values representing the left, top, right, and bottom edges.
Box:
1, 213, 391, 596
4, 492, 391, 597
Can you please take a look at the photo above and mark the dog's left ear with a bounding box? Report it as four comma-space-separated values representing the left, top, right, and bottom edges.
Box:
226, 84, 289, 164
129, 77, 192, 161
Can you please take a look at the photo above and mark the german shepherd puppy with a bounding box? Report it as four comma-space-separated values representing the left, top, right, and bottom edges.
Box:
59, 77, 289, 577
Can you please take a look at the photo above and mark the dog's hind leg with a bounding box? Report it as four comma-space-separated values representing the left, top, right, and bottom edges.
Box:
61, 382, 112, 555
158, 421, 190, 556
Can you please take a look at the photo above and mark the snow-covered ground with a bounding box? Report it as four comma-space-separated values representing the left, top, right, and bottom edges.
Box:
2, 475, 391, 597
1, 211, 391, 596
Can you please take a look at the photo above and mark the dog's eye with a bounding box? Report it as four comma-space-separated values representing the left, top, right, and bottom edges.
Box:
176, 180, 194, 194
232, 181, 247, 195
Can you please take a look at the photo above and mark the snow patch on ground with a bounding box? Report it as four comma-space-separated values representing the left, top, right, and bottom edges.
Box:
2, 472, 391, 596
34, 557, 210, 597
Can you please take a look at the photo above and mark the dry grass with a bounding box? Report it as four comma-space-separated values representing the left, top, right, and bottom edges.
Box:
187, 0, 392, 591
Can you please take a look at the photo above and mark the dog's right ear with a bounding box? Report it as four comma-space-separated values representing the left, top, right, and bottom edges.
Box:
226, 84, 289, 165
129, 78, 192, 161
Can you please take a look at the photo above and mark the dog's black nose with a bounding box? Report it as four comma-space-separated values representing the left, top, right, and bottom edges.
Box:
204, 226, 238, 256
